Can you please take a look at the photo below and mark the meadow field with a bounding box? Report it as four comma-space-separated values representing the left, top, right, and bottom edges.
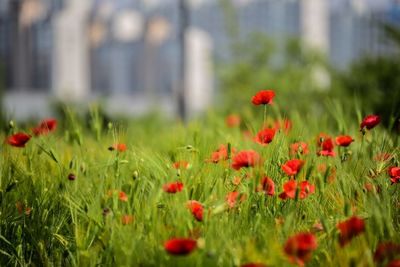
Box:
1, 90, 399, 267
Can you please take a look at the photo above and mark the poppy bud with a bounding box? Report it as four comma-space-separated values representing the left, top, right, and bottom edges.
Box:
9, 120, 14, 129
68, 173, 76, 181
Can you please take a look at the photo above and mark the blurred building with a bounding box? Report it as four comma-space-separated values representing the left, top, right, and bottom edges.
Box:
0, 0, 397, 119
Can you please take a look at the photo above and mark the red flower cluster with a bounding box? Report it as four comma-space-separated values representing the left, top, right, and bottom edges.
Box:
163, 182, 184, 193
360, 114, 380, 131
187, 200, 204, 221
279, 180, 315, 200
164, 238, 197, 255
254, 128, 276, 145
284, 232, 317, 266
335, 135, 354, 147
231, 150, 260, 170
388, 167, 400, 184
6, 132, 31, 147
32, 118, 57, 136
337, 216, 365, 247
251, 90, 275, 105
282, 159, 304, 176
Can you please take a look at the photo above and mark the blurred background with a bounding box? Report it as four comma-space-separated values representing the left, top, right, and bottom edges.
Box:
0, 0, 399, 126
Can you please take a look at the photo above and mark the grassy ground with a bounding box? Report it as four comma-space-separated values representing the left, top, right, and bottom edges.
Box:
0, 93, 399, 267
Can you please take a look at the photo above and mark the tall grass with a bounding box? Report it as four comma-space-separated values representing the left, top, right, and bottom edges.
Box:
0, 97, 399, 267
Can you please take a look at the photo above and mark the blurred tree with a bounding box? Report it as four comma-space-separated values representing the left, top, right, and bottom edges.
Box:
341, 22, 400, 132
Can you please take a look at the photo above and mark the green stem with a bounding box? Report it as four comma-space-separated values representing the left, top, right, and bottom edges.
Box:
263, 104, 267, 128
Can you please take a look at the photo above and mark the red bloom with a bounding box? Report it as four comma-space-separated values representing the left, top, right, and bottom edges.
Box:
360, 114, 380, 130
121, 215, 134, 225
32, 118, 57, 136
226, 191, 240, 208
110, 143, 127, 152
254, 128, 276, 145
337, 216, 365, 247
251, 90, 275, 105
119, 191, 128, 202
274, 118, 292, 134
282, 159, 304, 176
388, 259, 400, 267
6, 132, 31, 147
298, 181, 315, 199
187, 200, 204, 221
318, 138, 335, 157
226, 114, 241, 128
209, 144, 235, 163
279, 180, 315, 200
279, 180, 297, 199
260, 177, 275, 196
374, 242, 400, 264
164, 238, 197, 255
172, 160, 190, 169
284, 232, 317, 266
335, 135, 354, 147
231, 150, 260, 170
163, 181, 184, 193
388, 167, 400, 184
290, 142, 309, 156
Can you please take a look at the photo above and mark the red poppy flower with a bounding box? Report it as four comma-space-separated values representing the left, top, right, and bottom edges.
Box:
121, 215, 134, 225
119, 191, 128, 202
279, 180, 315, 200
32, 118, 57, 136
260, 177, 275, 196
282, 159, 304, 176
226, 191, 239, 208
163, 181, 184, 193
374, 242, 400, 264
290, 142, 309, 156
360, 114, 380, 131
254, 128, 276, 145
388, 167, 400, 184
241, 263, 267, 267
110, 143, 127, 152
172, 160, 190, 169
164, 238, 197, 255
209, 144, 235, 163
388, 259, 400, 267
231, 150, 261, 170
337, 216, 365, 247
187, 200, 204, 221
317, 138, 335, 157
6, 132, 31, 147
298, 181, 315, 199
335, 135, 354, 147
279, 180, 297, 199
226, 114, 241, 128
284, 232, 318, 266
251, 90, 275, 105
274, 118, 292, 134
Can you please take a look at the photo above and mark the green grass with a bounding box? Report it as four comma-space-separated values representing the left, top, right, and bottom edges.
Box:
0, 97, 399, 267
